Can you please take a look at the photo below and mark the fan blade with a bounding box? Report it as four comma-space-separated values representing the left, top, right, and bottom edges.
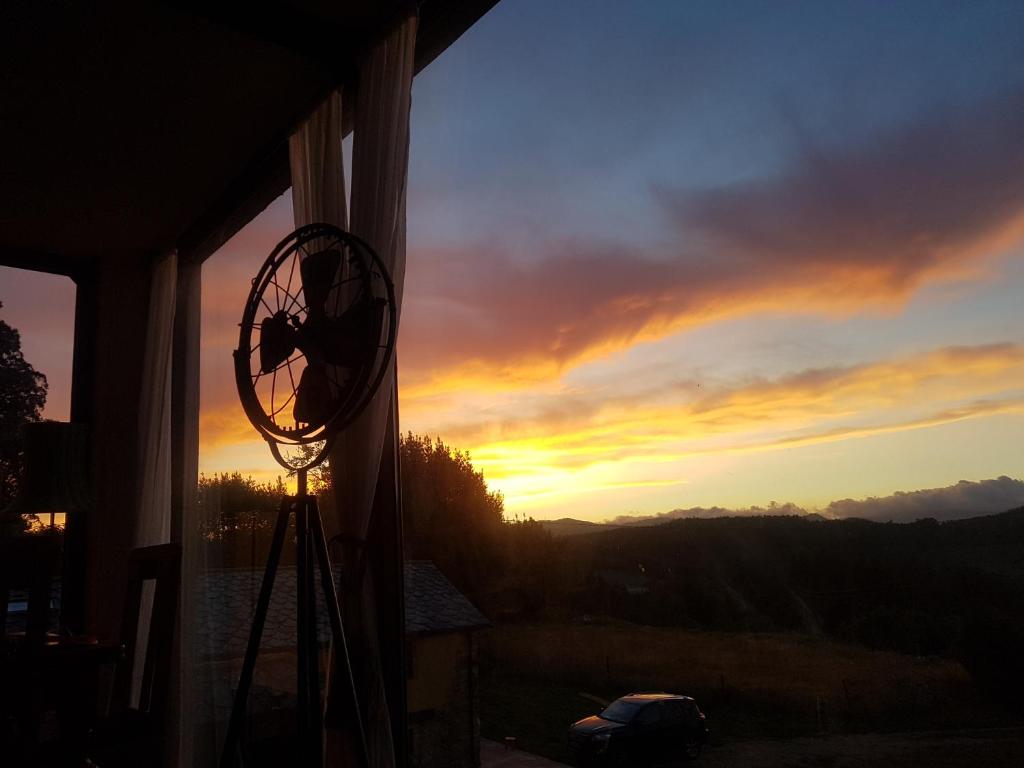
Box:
293, 362, 333, 426
319, 297, 388, 368
259, 311, 297, 374
299, 248, 342, 316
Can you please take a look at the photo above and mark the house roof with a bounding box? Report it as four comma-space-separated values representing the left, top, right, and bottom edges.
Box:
0, 0, 498, 273
403, 560, 490, 636
193, 561, 487, 661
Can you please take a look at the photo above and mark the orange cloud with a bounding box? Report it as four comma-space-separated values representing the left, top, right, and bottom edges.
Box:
198, 401, 259, 450
435, 342, 1024, 489
398, 91, 1024, 395
759, 398, 1024, 454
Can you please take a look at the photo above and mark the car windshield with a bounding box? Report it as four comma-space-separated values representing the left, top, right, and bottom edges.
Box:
600, 699, 644, 724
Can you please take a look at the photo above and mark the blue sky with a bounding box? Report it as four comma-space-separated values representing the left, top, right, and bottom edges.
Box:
409, 0, 1024, 245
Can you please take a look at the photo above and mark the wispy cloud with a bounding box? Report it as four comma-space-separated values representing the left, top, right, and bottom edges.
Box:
400, 91, 1024, 394
196, 339, 1024, 514
439, 342, 1024, 457
425, 342, 1024, 510
198, 402, 259, 450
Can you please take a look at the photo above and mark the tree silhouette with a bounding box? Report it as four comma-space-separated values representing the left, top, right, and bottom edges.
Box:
196, 432, 586, 620
0, 302, 48, 511
282, 432, 507, 599
196, 472, 288, 566
399, 432, 505, 598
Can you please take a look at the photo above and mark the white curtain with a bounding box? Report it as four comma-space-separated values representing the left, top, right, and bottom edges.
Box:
136, 249, 177, 547
131, 250, 177, 725
289, 11, 416, 768
329, 13, 416, 768
291, 90, 347, 229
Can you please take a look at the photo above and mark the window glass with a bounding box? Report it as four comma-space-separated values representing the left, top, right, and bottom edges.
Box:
600, 699, 644, 724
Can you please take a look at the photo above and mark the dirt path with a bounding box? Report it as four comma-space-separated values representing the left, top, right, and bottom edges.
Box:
699, 727, 1024, 768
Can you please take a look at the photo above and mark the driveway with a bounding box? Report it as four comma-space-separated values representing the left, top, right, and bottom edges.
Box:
481, 739, 572, 768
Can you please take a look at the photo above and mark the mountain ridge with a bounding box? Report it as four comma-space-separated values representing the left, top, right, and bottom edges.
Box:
540, 476, 1024, 535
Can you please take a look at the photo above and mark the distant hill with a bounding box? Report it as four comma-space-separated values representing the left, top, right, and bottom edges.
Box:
497, 508, 1024, 706
539, 517, 616, 537
543, 477, 1024, 533
548, 507, 1024, 658
542, 510, 823, 537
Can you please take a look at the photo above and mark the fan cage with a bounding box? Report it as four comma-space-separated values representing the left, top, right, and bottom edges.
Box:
234, 223, 397, 451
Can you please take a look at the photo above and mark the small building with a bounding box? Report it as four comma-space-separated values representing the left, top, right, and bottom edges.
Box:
405, 561, 490, 768
193, 560, 488, 767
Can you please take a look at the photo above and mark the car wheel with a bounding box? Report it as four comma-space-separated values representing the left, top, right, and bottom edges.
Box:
682, 738, 702, 760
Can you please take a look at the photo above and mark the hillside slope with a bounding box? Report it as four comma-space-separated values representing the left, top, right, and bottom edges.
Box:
551, 508, 1024, 657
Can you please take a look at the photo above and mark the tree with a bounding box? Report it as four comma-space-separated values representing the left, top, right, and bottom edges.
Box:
0, 303, 48, 511
399, 433, 505, 598
284, 442, 333, 500
196, 472, 288, 566
289, 432, 507, 599
209, 433, 575, 617
501, 515, 569, 618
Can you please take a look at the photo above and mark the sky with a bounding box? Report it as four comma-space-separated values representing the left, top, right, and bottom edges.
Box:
3, 0, 1024, 522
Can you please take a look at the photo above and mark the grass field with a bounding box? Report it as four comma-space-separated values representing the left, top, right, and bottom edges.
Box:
479, 622, 1013, 763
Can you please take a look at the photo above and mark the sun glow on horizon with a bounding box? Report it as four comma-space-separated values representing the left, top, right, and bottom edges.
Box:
197, 301, 1024, 520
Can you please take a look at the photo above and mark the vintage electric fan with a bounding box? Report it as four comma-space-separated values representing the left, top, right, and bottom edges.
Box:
221, 223, 396, 768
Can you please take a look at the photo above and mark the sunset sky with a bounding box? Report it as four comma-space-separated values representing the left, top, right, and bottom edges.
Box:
3, 1, 1024, 521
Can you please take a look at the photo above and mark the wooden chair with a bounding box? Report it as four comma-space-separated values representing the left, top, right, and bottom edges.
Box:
87, 542, 181, 768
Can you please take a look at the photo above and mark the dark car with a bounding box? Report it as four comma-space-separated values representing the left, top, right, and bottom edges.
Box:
568, 693, 708, 766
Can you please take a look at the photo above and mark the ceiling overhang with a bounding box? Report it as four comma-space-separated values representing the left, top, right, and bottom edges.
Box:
0, 0, 498, 276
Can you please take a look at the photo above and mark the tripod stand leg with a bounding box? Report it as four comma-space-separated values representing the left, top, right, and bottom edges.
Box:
310, 500, 371, 768
296, 501, 310, 760
305, 498, 324, 767
220, 497, 293, 768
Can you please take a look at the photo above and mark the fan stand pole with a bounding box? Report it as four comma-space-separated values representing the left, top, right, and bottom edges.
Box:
220, 468, 370, 768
